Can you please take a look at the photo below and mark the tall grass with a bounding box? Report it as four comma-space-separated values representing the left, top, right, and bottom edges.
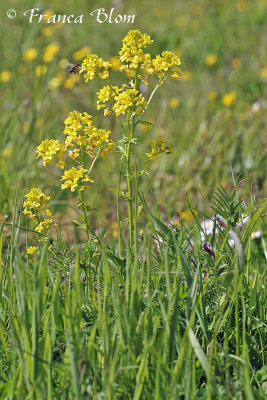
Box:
0, 191, 266, 399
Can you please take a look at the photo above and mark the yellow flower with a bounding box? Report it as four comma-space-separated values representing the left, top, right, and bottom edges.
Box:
260, 67, 267, 79
23, 188, 55, 233
236, 1, 246, 11
42, 27, 53, 37
59, 58, 68, 69
205, 54, 217, 66
43, 10, 54, 21
97, 85, 120, 113
61, 166, 93, 192
23, 48, 38, 61
232, 58, 241, 68
207, 91, 218, 101
151, 51, 181, 77
43, 43, 59, 63
111, 222, 118, 238
169, 97, 180, 109
72, 46, 91, 61
36, 139, 61, 166
48, 72, 65, 90
0, 71, 11, 82
109, 56, 121, 71
222, 91, 236, 107
64, 77, 76, 90
3, 148, 12, 158
181, 210, 194, 221
113, 88, 146, 116
146, 137, 171, 160
35, 118, 44, 128
119, 30, 153, 69
182, 71, 192, 81
80, 54, 111, 81
27, 246, 38, 255
36, 65, 48, 77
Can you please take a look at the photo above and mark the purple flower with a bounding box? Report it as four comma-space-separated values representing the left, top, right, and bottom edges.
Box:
202, 242, 215, 259
202, 272, 208, 280
216, 216, 228, 229
49, 258, 55, 264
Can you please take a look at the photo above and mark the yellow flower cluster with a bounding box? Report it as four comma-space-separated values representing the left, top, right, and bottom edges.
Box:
146, 137, 172, 160
61, 166, 93, 192
80, 54, 111, 81
36, 111, 114, 192
118, 30, 181, 80
27, 246, 38, 255
145, 51, 181, 78
23, 188, 55, 233
79, 30, 181, 85
97, 86, 146, 116
36, 139, 61, 166
119, 30, 153, 69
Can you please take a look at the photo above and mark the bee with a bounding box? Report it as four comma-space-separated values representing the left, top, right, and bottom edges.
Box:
68, 63, 81, 74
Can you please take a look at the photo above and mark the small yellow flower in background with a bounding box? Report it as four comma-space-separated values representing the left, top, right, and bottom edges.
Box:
3, 148, 12, 158
154, 7, 166, 17
73, 46, 91, 61
42, 27, 53, 37
232, 58, 241, 68
169, 97, 180, 109
182, 71, 192, 81
59, 58, 69, 69
48, 72, 65, 90
109, 56, 121, 71
21, 122, 29, 133
23, 48, 37, 61
146, 137, 171, 160
35, 118, 44, 128
43, 43, 59, 63
0, 71, 11, 82
43, 10, 54, 21
181, 210, 194, 221
36, 65, 48, 77
64, 75, 79, 90
110, 222, 118, 238
222, 91, 236, 107
205, 54, 217, 66
27, 246, 38, 255
176, 16, 187, 27
260, 67, 267, 79
236, 1, 246, 11
207, 91, 218, 101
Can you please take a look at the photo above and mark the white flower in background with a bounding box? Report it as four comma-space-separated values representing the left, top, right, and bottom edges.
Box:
251, 231, 262, 240
236, 213, 250, 231
200, 218, 216, 240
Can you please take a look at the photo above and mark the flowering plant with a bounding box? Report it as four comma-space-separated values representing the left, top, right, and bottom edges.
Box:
24, 30, 181, 251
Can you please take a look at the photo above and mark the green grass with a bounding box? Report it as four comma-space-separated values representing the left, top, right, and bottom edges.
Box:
0, 186, 266, 399
0, 0, 267, 398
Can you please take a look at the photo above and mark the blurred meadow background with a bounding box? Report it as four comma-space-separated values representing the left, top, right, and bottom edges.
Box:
1, 0, 266, 233
0, 0, 267, 399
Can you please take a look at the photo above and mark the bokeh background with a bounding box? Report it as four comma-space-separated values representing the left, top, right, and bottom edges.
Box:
1, 0, 266, 238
